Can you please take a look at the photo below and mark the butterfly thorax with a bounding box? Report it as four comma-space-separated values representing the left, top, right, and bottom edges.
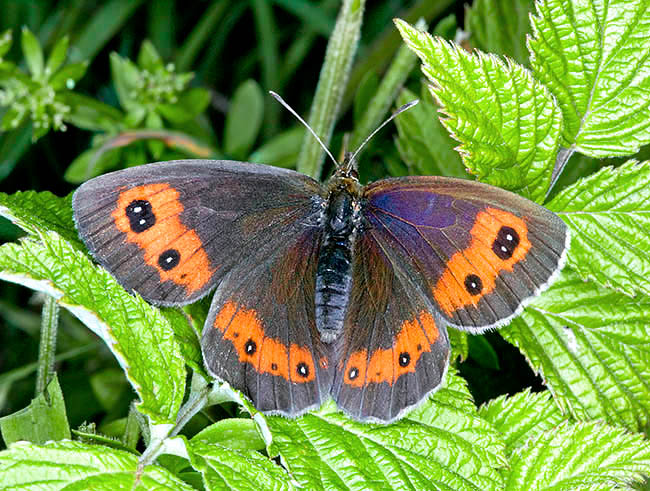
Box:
315, 177, 362, 343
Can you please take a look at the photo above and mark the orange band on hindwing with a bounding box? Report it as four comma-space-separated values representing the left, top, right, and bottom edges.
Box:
112, 184, 214, 295
343, 311, 439, 387
214, 301, 316, 383
433, 208, 532, 316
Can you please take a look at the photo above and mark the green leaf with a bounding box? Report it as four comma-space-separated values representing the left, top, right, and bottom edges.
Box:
158, 87, 211, 124
0, 29, 12, 59
61, 92, 124, 133
0, 374, 70, 445
90, 368, 130, 413
137, 40, 163, 72
188, 439, 291, 491
0, 440, 194, 489
224, 80, 264, 159
0, 191, 79, 248
448, 327, 469, 361
501, 269, 650, 432
394, 88, 466, 178
20, 27, 43, 78
468, 335, 500, 370
64, 146, 122, 183
191, 418, 265, 451
249, 126, 305, 168
266, 368, 507, 490
45, 35, 69, 77
110, 53, 141, 111
0, 233, 187, 426
548, 160, 650, 297
478, 389, 565, 455
465, 0, 533, 65
506, 421, 650, 490
396, 19, 563, 202
529, 0, 650, 157
160, 307, 204, 377
49, 61, 89, 90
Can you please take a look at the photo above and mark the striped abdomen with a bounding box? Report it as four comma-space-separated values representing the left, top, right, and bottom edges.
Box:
315, 190, 359, 343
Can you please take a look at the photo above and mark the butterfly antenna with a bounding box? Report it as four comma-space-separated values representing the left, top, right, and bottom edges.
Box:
349, 100, 419, 163
269, 91, 339, 167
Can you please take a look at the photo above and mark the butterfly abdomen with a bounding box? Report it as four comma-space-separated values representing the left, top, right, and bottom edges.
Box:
315, 189, 361, 343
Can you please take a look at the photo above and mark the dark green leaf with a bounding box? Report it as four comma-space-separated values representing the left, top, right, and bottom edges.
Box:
0, 374, 70, 445
20, 27, 43, 78
224, 80, 264, 159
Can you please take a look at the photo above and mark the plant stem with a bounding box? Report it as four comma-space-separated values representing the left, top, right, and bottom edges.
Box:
342, 0, 455, 111
547, 145, 575, 199
296, 0, 366, 179
35, 295, 59, 396
348, 18, 425, 152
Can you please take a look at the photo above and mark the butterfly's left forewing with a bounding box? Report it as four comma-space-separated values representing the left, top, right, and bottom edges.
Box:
362, 177, 569, 333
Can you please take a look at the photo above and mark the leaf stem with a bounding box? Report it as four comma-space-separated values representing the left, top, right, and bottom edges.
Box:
296, 0, 366, 179
547, 145, 575, 198
35, 295, 59, 396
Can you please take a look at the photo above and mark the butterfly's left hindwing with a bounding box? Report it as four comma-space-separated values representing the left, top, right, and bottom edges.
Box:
72, 159, 324, 306
331, 232, 450, 423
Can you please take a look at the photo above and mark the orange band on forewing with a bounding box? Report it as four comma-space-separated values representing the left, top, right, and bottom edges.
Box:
433, 208, 531, 316
343, 311, 438, 387
214, 301, 316, 383
112, 184, 214, 295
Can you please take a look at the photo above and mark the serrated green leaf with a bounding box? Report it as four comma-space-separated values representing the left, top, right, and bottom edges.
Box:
506, 421, 650, 490
0, 440, 194, 490
45, 35, 69, 78
266, 368, 507, 490
188, 439, 291, 491
224, 80, 264, 159
478, 389, 565, 454
448, 327, 469, 361
548, 160, 650, 297
0, 374, 70, 445
529, 0, 650, 157
465, 0, 533, 65
0, 233, 186, 426
396, 19, 562, 203
501, 269, 650, 432
20, 27, 43, 78
0, 191, 79, 247
395, 87, 466, 178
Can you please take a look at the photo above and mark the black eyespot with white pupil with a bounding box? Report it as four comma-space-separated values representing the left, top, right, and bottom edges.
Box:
492, 226, 520, 260
348, 367, 359, 380
245, 339, 256, 355
465, 274, 483, 295
399, 352, 410, 367
296, 362, 309, 378
126, 199, 155, 233
158, 249, 180, 270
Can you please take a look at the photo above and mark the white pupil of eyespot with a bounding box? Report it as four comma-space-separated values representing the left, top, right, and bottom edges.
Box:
166, 257, 173, 263
133, 206, 142, 213
139, 219, 146, 225
506, 234, 513, 241
501, 245, 508, 252
471, 282, 476, 288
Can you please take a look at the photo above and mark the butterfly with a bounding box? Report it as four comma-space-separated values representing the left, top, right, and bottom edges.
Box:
72, 101, 569, 423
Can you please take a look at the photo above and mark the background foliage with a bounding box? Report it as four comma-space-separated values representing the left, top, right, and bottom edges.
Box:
0, 0, 649, 489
